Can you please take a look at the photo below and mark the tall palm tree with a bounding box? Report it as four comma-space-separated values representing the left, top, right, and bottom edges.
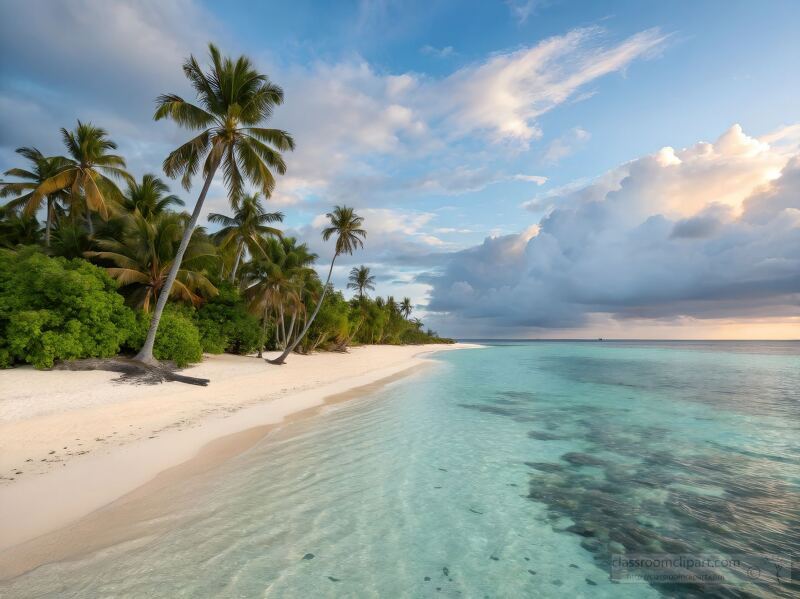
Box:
0, 147, 69, 246
209, 192, 283, 282
122, 174, 184, 219
346, 265, 375, 299
31, 121, 131, 233
136, 43, 294, 364
269, 205, 365, 364
400, 297, 412, 319
86, 212, 218, 311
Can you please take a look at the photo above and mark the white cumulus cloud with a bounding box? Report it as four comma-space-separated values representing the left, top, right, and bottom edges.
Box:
427, 125, 800, 332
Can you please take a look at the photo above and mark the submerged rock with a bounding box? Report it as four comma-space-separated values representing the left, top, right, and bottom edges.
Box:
527, 430, 565, 441
561, 452, 606, 467
524, 461, 563, 473
302, 553, 315, 560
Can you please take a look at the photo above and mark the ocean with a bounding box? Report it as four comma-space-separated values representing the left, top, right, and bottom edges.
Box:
5, 341, 799, 598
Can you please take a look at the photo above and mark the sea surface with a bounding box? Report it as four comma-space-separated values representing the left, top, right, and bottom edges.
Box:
5, 341, 800, 598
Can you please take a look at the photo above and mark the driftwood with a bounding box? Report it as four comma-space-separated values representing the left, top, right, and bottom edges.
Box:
53, 358, 210, 386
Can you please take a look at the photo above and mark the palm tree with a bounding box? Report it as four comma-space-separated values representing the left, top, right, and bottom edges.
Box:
243, 236, 316, 355
268, 205, 365, 364
122, 174, 184, 219
208, 192, 283, 282
0, 205, 41, 248
400, 297, 412, 319
346, 265, 375, 299
135, 43, 294, 365
0, 148, 69, 246
86, 212, 218, 311
31, 121, 131, 233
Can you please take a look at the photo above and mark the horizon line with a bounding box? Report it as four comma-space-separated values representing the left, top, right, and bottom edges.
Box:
457, 338, 800, 342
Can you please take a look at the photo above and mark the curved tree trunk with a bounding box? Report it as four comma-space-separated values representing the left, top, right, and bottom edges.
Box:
45, 197, 53, 248
268, 253, 338, 365
135, 161, 221, 364
257, 303, 270, 358
229, 241, 244, 283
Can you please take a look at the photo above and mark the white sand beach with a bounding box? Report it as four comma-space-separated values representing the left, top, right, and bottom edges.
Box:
0, 344, 479, 558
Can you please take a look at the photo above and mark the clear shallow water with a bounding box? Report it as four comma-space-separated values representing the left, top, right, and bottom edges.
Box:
5, 342, 800, 598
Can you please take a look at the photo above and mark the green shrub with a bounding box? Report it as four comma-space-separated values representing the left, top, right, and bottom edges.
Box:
194, 283, 260, 354
126, 307, 203, 367
0, 248, 136, 368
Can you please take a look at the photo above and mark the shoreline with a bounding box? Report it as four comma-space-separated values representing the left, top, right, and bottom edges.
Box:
0, 343, 480, 576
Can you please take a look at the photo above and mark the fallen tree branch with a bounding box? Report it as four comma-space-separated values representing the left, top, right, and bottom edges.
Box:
53, 358, 210, 386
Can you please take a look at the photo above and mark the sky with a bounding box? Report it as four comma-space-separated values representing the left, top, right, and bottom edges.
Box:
1, 0, 799, 339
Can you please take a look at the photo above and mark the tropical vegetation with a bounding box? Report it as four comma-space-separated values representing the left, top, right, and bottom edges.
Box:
0, 43, 452, 371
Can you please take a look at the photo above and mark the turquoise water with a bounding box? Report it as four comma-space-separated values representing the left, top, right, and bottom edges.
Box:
4, 341, 800, 598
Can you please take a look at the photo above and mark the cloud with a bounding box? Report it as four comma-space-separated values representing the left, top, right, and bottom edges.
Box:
1, 1, 668, 216
299, 207, 452, 269
541, 126, 591, 165
0, 0, 220, 193
506, 0, 544, 24
512, 174, 549, 185
421, 45, 455, 58
431, 27, 667, 145
426, 125, 800, 332
266, 26, 666, 205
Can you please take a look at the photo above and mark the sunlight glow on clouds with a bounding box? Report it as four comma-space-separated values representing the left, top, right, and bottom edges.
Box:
427, 124, 800, 336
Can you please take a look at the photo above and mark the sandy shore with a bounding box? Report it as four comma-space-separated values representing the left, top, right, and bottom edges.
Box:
0, 343, 478, 560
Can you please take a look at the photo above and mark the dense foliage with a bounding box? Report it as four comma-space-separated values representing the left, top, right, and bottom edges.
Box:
0, 248, 135, 368
125, 307, 203, 367
0, 43, 452, 370
194, 284, 261, 354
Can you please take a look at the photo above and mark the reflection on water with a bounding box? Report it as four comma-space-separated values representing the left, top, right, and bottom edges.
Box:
3, 342, 799, 598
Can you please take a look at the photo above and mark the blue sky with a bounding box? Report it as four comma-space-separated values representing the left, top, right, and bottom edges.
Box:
1, 0, 799, 338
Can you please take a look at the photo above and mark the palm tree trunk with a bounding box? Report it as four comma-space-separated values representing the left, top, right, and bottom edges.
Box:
45, 197, 52, 248
86, 210, 94, 236
258, 303, 269, 358
278, 303, 286, 348
286, 311, 297, 349
136, 160, 221, 364
229, 241, 244, 283
268, 253, 338, 365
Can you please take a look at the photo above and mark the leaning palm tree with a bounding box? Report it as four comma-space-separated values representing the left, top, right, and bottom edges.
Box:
121, 174, 184, 219
86, 212, 218, 311
0, 148, 69, 246
268, 206, 365, 364
346, 265, 375, 299
400, 297, 412, 319
208, 192, 283, 282
135, 43, 294, 365
31, 121, 131, 233
243, 236, 316, 356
